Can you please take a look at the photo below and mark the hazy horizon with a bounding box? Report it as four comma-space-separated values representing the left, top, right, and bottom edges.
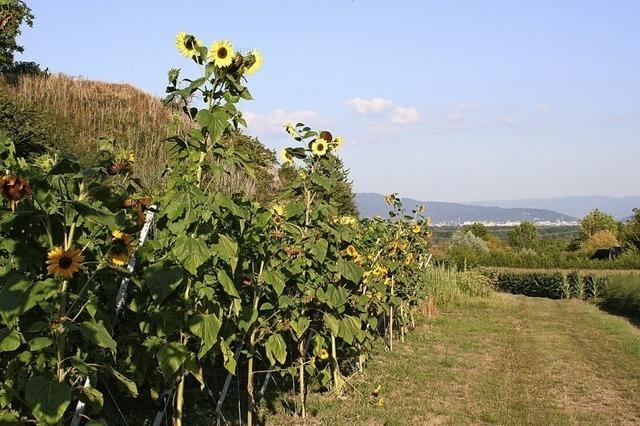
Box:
18, 1, 640, 201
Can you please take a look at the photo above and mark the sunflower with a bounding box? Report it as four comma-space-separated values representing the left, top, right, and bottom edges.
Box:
372, 384, 381, 396
1, 175, 31, 212
412, 224, 422, 234
345, 245, 359, 258
107, 230, 134, 266
208, 39, 234, 68
272, 203, 285, 217
311, 138, 329, 156
128, 151, 136, 163
319, 349, 329, 360
284, 123, 299, 138
175, 32, 202, 58
333, 135, 344, 150
46, 246, 84, 279
279, 149, 293, 165
245, 49, 263, 75
384, 193, 395, 205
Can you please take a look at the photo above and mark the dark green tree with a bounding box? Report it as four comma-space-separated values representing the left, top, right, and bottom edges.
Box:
621, 208, 640, 251
0, 0, 45, 76
507, 222, 539, 250
315, 154, 358, 216
580, 209, 618, 238
462, 222, 489, 240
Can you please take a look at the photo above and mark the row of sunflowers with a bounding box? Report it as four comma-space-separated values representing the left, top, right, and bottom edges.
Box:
0, 34, 432, 425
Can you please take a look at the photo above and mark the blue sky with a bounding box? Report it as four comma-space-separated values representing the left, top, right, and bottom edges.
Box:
17, 0, 640, 202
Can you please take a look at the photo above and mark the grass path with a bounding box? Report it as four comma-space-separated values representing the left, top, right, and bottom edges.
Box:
285, 294, 640, 425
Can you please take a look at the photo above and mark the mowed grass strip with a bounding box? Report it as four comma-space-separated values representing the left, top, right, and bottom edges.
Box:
277, 294, 640, 425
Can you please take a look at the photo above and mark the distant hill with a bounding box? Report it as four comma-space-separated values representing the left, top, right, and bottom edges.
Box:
355, 193, 577, 224
470, 195, 640, 219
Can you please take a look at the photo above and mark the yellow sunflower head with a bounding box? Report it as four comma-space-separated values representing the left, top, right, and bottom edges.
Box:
108, 230, 134, 266
175, 32, 203, 58
345, 245, 359, 258
384, 193, 395, 205
279, 149, 293, 165
208, 39, 234, 68
271, 203, 286, 217
284, 123, 299, 138
319, 349, 329, 360
412, 224, 422, 234
311, 138, 329, 157
333, 136, 344, 150
245, 49, 263, 75
46, 246, 84, 279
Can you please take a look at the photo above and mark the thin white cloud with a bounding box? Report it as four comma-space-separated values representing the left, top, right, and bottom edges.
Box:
366, 124, 403, 140
443, 112, 471, 131
243, 109, 323, 137
536, 104, 550, 113
391, 107, 421, 124
345, 97, 395, 115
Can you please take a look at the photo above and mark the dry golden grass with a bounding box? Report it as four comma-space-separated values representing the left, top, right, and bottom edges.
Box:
2, 74, 273, 197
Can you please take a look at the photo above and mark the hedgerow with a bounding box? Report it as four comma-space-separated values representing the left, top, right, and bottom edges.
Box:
0, 34, 435, 425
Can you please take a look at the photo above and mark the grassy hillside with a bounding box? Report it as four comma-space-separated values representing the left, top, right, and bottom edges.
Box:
0, 74, 278, 197
276, 294, 640, 425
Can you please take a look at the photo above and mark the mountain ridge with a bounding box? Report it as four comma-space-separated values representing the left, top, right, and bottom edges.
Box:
355, 193, 577, 224
468, 195, 640, 219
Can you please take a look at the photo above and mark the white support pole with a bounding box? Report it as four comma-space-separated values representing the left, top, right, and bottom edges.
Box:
72, 205, 157, 425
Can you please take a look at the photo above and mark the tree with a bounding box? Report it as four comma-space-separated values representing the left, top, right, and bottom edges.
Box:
0, 0, 44, 75
462, 222, 489, 240
580, 209, 618, 238
507, 222, 538, 250
308, 154, 358, 216
621, 208, 640, 251
450, 230, 488, 252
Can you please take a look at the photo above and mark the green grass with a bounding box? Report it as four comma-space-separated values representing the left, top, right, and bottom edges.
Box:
268, 294, 640, 425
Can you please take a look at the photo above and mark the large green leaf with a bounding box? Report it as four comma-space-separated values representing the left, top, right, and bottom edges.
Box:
215, 234, 238, 272
25, 376, 71, 425
325, 284, 348, 308
310, 239, 328, 263
217, 270, 240, 298
337, 259, 364, 283
265, 333, 287, 365
291, 316, 310, 339
102, 365, 138, 397
263, 269, 285, 296
0, 328, 22, 352
188, 314, 221, 359
79, 386, 104, 414
143, 261, 184, 303
69, 201, 122, 228
324, 314, 340, 336
79, 321, 116, 353
157, 342, 188, 380
0, 276, 58, 325
238, 306, 258, 332
173, 236, 211, 275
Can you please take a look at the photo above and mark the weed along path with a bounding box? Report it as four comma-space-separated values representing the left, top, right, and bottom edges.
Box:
280, 294, 640, 425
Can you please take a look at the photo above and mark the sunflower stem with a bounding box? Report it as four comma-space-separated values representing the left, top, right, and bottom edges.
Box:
56, 280, 69, 383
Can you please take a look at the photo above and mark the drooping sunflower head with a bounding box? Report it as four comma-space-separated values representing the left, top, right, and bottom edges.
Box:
175, 32, 203, 58
208, 39, 234, 68
46, 246, 84, 279
279, 149, 294, 165
107, 230, 134, 266
319, 130, 333, 142
319, 349, 329, 360
2, 175, 32, 212
311, 138, 329, 157
333, 136, 344, 150
345, 245, 359, 258
245, 49, 263, 75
